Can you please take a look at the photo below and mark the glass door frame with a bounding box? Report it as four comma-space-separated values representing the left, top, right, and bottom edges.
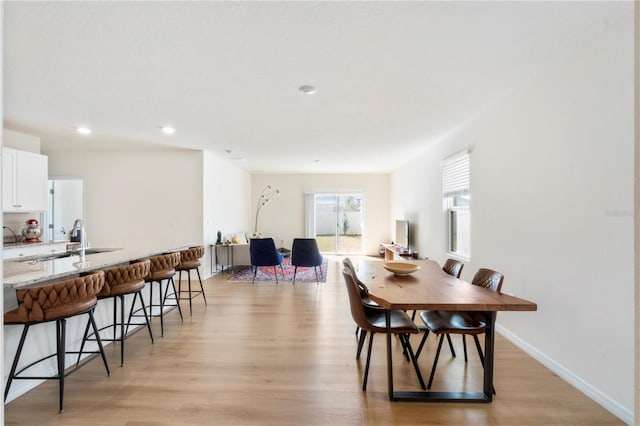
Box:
311, 193, 364, 255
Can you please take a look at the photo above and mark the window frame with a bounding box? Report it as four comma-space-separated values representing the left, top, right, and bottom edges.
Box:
442, 151, 471, 261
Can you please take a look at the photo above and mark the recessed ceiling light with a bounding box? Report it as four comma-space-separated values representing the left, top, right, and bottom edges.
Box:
299, 85, 317, 95
160, 126, 175, 135
76, 126, 91, 135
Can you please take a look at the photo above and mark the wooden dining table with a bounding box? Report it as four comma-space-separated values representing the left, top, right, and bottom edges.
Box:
357, 258, 537, 403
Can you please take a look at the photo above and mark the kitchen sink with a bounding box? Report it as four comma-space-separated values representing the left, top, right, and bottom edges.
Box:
69, 247, 120, 255
13, 248, 121, 262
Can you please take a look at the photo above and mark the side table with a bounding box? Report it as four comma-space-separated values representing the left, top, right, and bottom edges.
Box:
211, 244, 234, 274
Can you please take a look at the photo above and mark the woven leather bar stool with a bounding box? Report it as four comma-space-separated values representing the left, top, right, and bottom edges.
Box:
82, 260, 153, 367
141, 252, 183, 337
176, 245, 207, 315
4, 271, 110, 413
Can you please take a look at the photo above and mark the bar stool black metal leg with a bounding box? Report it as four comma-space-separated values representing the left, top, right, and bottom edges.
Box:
168, 277, 183, 321
187, 270, 193, 315
196, 268, 207, 305
4, 324, 30, 402
158, 280, 165, 336
126, 290, 154, 343
119, 294, 125, 367
88, 309, 110, 376
57, 318, 66, 413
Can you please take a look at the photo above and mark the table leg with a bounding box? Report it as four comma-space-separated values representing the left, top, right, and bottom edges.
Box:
388, 311, 495, 402
483, 311, 496, 402
385, 309, 395, 400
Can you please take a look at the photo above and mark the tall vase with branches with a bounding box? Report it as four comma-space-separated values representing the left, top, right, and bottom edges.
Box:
254, 185, 280, 235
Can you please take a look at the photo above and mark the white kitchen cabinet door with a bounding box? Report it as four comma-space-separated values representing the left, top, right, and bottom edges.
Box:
2, 148, 48, 212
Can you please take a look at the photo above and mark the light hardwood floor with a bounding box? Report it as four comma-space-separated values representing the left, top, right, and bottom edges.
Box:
4, 256, 623, 425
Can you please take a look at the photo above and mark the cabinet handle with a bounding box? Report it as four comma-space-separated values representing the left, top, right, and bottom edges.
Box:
13, 204, 22, 208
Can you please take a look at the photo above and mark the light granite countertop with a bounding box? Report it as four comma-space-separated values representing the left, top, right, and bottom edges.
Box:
3, 244, 190, 289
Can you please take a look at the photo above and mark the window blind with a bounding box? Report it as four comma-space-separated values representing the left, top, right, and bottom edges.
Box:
442, 151, 470, 198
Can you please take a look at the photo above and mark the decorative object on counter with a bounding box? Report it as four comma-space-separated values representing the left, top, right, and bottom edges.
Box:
254, 184, 280, 234
215, 230, 222, 245
70, 219, 83, 243
21, 219, 42, 242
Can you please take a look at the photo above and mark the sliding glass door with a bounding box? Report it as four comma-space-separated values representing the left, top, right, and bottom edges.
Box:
313, 194, 364, 254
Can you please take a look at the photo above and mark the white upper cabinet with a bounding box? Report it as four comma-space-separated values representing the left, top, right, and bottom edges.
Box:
2, 147, 48, 212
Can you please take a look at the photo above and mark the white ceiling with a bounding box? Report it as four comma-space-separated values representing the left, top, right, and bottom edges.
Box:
3, 1, 632, 174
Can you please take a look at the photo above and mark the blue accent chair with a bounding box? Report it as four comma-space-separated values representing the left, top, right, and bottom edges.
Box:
249, 238, 284, 283
291, 238, 324, 284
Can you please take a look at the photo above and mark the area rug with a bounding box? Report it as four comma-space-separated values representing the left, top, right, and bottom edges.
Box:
228, 257, 328, 283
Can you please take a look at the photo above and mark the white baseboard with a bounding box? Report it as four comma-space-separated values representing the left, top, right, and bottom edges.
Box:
497, 324, 633, 425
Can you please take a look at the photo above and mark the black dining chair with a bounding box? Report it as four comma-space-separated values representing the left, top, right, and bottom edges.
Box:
415, 268, 503, 392
290, 238, 324, 284
249, 238, 285, 283
342, 267, 426, 391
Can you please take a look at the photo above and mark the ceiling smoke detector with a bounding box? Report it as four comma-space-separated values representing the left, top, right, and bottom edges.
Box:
298, 85, 317, 95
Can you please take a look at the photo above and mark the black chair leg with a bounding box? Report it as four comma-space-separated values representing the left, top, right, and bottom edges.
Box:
363, 332, 374, 391
415, 329, 430, 359
253, 266, 258, 283
462, 335, 468, 362
446, 333, 456, 358
356, 330, 367, 359
292, 266, 298, 284
427, 334, 445, 389
400, 333, 426, 390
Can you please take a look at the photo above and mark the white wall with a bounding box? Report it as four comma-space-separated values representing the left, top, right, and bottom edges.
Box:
45, 150, 203, 251
391, 15, 634, 423
252, 173, 389, 255
203, 151, 251, 275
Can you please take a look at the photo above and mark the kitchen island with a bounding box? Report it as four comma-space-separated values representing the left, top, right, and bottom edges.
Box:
3, 245, 189, 289
3, 243, 195, 404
